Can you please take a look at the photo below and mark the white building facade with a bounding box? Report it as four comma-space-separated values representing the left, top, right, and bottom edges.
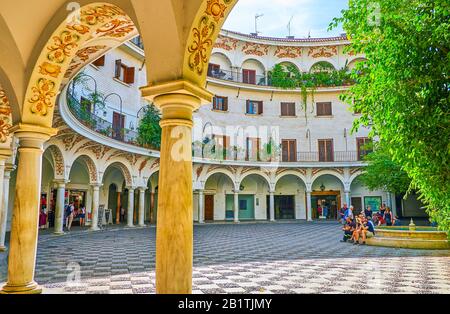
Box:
2, 30, 425, 241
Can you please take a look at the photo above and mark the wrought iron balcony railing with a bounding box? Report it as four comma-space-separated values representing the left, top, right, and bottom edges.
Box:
67, 93, 140, 146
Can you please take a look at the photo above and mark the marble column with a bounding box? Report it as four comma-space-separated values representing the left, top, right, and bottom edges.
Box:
127, 188, 135, 228
306, 190, 313, 222
151, 92, 202, 294
0, 159, 7, 251
198, 190, 205, 224
1, 125, 56, 294
138, 187, 146, 227
54, 180, 68, 235
269, 191, 275, 222
234, 190, 240, 223
344, 190, 351, 207
90, 183, 101, 231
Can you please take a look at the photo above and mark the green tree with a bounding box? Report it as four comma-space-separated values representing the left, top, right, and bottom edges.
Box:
137, 103, 162, 149
360, 142, 412, 194
330, 0, 450, 230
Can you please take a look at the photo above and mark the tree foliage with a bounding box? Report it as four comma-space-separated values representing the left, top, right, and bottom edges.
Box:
137, 103, 162, 150
330, 0, 450, 230
360, 142, 412, 194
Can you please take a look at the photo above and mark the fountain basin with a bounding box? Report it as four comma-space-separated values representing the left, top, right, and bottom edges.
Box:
366, 226, 449, 250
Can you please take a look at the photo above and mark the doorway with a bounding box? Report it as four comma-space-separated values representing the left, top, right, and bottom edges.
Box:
205, 194, 214, 221
311, 191, 341, 220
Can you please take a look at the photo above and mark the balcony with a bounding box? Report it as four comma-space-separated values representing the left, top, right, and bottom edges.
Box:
192, 144, 361, 163
67, 93, 140, 146
208, 69, 267, 86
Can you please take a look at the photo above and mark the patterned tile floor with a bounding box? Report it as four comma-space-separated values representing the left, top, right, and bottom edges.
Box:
1, 222, 449, 294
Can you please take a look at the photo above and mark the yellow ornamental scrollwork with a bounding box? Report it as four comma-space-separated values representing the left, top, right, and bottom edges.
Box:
28, 78, 57, 116
96, 19, 135, 38
39, 62, 62, 78
188, 16, 216, 75
81, 4, 124, 26
205, 0, 227, 22
0, 89, 12, 143
47, 31, 80, 64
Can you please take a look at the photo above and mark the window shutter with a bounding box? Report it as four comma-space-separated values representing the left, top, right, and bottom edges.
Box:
115, 59, 122, 78
281, 103, 286, 116
243, 70, 249, 84
317, 103, 322, 116
282, 140, 289, 162
289, 140, 296, 162
258, 101, 263, 115
325, 102, 332, 115
224, 97, 228, 111
326, 140, 334, 161
246, 100, 250, 114
93, 55, 105, 67
290, 103, 296, 116
125, 66, 135, 84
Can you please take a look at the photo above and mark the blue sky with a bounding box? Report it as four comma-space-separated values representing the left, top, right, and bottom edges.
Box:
223, 0, 348, 38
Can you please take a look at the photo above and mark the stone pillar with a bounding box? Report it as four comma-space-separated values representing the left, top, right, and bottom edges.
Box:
116, 191, 121, 224
127, 188, 135, 228
0, 163, 13, 251
1, 125, 56, 294
138, 187, 146, 227
198, 190, 205, 224
54, 180, 68, 235
344, 190, 351, 207
151, 92, 202, 294
269, 191, 275, 222
0, 159, 7, 251
90, 183, 101, 231
234, 190, 240, 223
306, 190, 313, 222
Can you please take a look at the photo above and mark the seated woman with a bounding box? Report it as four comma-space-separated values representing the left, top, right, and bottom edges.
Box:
384, 207, 393, 226
341, 217, 356, 243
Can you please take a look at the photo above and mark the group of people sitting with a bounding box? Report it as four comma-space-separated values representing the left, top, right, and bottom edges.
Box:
338, 203, 400, 245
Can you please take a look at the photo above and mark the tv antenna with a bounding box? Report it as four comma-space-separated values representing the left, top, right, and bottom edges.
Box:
253, 13, 264, 36
287, 16, 294, 38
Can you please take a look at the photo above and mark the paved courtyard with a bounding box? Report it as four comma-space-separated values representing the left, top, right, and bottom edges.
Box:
1, 222, 449, 294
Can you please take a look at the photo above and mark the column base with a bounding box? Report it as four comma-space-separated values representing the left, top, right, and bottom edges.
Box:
138, 224, 146, 228
0, 281, 42, 294
126, 225, 135, 228
0, 245, 7, 252
270, 219, 276, 222
307, 219, 313, 222
53, 231, 65, 236
90, 227, 100, 232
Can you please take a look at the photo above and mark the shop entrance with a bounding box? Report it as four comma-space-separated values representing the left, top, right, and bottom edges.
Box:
311, 191, 340, 220
266, 195, 296, 220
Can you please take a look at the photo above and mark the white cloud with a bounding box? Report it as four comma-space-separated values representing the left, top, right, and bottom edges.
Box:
223, 0, 348, 38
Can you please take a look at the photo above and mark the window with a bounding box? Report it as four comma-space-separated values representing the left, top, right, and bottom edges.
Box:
242, 69, 256, 84
239, 200, 248, 210
316, 102, 332, 116
281, 139, 297, 162
318, 139, 334, 162
92, 55, 105, 67
246, 137, 261, 161
112, 112, 126, 140
130, 36, 144, 49
212, 134, 230, 159
357, 137, 373, 161
212, 96, 228, 111
208, 63, 220, 77
246, 100, 263, 115
114, 59, 135, 84
281, 102, 296, 117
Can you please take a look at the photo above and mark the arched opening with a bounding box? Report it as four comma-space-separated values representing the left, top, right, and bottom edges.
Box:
208, 52, 233, 80
40, 148, 57, 230
241, 58, 266, 85
238, 173, 270, 221
102, 162, 131, 225
311, 174, 345, 220
310, 61, 336, 73
203, 172, 235, 221
274, 174, 307, 220
146, 171, 159, 224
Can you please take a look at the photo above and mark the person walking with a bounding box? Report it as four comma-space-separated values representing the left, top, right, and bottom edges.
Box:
79, 205, 86, 227
66, 202, 75, 231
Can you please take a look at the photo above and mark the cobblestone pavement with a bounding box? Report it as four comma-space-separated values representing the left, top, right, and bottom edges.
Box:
1, 222, 449, 294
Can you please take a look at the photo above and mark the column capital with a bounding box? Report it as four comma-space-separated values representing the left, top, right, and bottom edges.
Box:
11, 123, 57, 145
141, 79, 213, 106
137, 186, 148, 192
4, 162, 16, 173
90, 182, 103, 189
53, 179, 70, 187
126, 186, 136, 191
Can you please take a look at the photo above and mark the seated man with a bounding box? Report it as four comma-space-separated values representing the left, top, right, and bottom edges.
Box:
341, 217, 356, 243
358, 217, 376, 245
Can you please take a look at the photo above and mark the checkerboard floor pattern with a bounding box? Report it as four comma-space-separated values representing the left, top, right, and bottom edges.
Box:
3, 222, 449, 294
